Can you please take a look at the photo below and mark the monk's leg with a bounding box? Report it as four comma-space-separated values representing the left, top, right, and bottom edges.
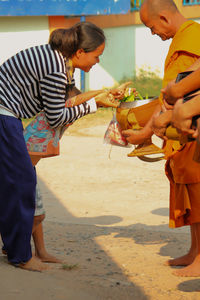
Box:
166, 224, 197, 266
173, 222, 200, 277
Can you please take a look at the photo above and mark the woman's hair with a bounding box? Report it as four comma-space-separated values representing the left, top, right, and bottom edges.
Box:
49, 22, 105, 58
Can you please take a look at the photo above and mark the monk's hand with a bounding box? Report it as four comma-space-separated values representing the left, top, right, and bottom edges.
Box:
161, 80, 178, 105
163, 100, 174, 111
122, 128, 149, 145
151, 110, 171, 140
171, 99, 195, 136
95, 92, 120, 108
192, 124, 199, 139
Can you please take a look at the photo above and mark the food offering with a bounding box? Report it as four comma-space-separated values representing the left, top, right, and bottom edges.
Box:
116, 88, 159, 130
116, 87, 164, 161
103, 88, 138, 147
119, 87, 143, 103
104, 113, 128, 147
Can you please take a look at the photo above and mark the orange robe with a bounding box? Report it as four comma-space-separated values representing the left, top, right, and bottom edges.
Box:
162, 20, 200, 228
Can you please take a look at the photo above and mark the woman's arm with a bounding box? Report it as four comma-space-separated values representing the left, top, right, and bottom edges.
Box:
65, 90, 103, 107
65, 81, 134, 108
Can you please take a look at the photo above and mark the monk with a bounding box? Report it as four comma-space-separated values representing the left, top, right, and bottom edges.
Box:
123, 0, 200, 277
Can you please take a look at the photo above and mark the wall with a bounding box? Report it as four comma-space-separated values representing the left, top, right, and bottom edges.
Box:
49, 16, 137, 90
135, 25, 171, 78
85, 25, 136, 90
0, 17, 49, 65
0, 8, 199, 91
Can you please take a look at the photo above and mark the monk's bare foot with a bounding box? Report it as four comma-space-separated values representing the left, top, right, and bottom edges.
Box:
19, 256, 50, 272
35, 250, 62, 263
173, 256, 200, 277
165, 252, 196, 266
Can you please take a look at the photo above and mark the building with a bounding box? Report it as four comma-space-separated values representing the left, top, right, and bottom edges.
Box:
0, 0, 199, 90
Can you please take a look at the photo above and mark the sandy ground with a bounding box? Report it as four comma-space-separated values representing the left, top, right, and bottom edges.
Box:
1, 116, 200, 300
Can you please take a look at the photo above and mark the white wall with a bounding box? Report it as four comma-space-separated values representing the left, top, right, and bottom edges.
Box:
0, 16, 82, 89
88, 24, 173, 90
85, 26, 136, 90
135, 25, 171, 77
0, 17, 199, 91
135, 18, 200, 78
0, 17, 49, 64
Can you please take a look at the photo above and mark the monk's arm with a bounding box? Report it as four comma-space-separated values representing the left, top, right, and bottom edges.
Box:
123, 52, 193, 144
162, 56, 200, 104
187, 56, 200, 71
122, 104, 161, 145
174, 94, 200, 120
151, 109, 172, 139
171, 95, 200, 136
151, 53, 196, 137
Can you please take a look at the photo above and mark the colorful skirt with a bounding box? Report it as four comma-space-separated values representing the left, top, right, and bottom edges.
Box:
23, 111, 70, 158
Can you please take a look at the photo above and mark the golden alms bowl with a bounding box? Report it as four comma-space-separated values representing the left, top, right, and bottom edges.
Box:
116, 97, 164, 161
119, 98, 155, 109
116, 97, 159, 130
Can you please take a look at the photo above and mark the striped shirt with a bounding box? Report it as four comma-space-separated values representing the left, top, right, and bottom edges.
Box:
0, 44, 96, 128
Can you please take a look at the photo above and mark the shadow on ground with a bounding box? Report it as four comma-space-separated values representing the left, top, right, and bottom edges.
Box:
34, 177, 192, 299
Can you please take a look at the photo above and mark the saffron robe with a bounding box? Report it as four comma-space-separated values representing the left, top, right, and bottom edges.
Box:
162, 20, 200, 227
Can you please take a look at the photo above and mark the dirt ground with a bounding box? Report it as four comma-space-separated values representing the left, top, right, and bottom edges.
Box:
1, 110, 200, 300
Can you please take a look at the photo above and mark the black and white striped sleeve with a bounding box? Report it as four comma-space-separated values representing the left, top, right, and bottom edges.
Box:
40, 72, 97, 128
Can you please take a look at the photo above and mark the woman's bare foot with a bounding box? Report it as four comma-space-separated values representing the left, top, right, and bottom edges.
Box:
2, 249, 7, 255
173, 255, 200, 277
165, 252, 196, 266
19, 256, 50, 272
35, 249, 62, 263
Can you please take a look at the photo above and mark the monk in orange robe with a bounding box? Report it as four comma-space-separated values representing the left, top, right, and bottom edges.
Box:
123, 0, 200, 277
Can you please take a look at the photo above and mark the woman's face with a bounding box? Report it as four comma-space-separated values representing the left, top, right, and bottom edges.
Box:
72, 42, 105, 72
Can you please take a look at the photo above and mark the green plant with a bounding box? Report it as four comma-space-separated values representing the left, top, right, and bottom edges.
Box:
119, 68, 162, 98
131, 0, 144, 9
61, 263, 79, 270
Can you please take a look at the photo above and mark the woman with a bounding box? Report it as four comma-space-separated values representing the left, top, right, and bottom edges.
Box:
0, 21, 123, 272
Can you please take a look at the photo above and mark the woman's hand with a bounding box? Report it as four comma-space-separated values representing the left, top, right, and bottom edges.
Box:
95, 92, 120, 108
109, 81, 135, 100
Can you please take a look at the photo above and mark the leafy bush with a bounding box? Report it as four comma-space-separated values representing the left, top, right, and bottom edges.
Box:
131, 0, 144, 9
119, 68, 162, 98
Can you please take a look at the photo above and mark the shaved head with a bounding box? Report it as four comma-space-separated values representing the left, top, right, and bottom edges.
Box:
141, 0, 178, 17
139, 0, 182, 40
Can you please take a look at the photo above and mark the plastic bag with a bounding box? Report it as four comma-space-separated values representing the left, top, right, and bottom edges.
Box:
104, 113, 128, 147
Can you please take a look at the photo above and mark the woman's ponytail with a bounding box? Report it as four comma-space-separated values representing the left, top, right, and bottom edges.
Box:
49, 27, 79, 58
49, 22, 105, 58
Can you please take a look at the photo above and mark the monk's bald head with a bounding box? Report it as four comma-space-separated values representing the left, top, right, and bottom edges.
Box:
140, 0, 178, 18
139, 0, 183, 40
